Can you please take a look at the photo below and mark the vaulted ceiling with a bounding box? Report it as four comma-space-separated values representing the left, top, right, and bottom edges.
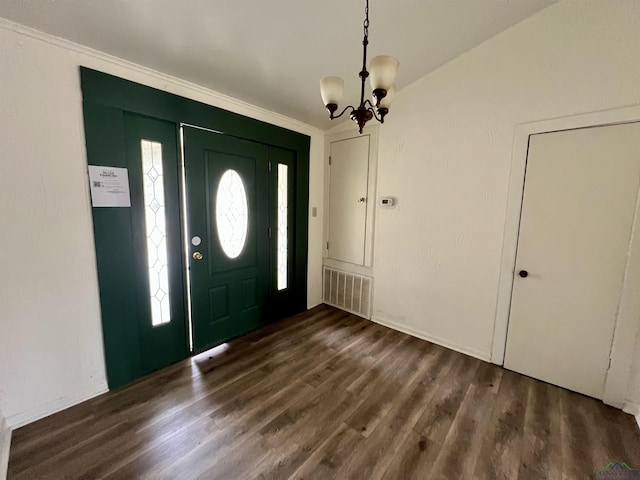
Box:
0, 0, 555, 129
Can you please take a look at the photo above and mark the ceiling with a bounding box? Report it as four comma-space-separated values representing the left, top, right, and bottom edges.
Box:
0, 0, 556, 129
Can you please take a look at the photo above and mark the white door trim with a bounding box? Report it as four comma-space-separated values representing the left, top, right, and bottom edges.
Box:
491, 105, 640, 407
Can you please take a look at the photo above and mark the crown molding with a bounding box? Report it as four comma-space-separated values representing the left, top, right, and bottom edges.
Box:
0, 16, 324, 136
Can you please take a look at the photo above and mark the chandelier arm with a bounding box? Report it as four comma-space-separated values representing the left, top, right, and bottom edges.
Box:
368, 107, 384, 123
330, 105, 356, 120
363, 98, 375, 109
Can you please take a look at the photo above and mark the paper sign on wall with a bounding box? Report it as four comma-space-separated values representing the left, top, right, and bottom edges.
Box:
88, 165, 131, 207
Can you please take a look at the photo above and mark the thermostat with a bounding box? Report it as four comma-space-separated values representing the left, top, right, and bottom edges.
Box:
379, 197, 396, 208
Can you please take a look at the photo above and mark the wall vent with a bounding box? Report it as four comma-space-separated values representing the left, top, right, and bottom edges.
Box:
323, 266, 373, 319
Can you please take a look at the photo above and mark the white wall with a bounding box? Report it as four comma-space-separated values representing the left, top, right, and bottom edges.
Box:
0, 19, 324, 428
368, 0, 640, 404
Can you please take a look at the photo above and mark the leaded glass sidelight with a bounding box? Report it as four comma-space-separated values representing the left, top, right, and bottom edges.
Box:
141, 140, 171, 326
277, 164, 288, 290
216, 169, 248, 259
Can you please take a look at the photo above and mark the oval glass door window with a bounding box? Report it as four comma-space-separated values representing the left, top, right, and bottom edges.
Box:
216, 169, 248, 259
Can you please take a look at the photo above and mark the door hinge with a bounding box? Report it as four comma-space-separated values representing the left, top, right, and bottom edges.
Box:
268, 227, 272, 238
269, 161, 272, 172
329, 156, 332, 165
326, 241, 329, 250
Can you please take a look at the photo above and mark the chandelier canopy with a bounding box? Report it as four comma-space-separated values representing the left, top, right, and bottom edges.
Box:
319, 0, 399, 134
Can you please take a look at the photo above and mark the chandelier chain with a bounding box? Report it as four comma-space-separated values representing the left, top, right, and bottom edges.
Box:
364, 0, 369, 36
359, 0, 370, 107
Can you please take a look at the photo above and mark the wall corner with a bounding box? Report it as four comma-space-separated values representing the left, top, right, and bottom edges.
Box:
0, 407, 11, 480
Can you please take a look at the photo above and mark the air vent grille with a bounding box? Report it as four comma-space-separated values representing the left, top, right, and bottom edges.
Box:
323, 266, 373, 319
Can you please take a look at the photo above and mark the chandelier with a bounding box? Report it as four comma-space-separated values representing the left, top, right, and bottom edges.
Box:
319, 0, 399, 134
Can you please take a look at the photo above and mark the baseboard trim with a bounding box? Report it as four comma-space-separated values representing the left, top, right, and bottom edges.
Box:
369, 314, 491, 363
0, 415, 11, 480
7, 386, 108, 429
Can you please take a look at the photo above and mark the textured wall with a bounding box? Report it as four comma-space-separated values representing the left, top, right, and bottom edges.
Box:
0, 20, 324, 427
370, 0, 640, 404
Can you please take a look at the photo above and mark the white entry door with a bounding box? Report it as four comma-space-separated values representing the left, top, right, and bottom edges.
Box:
327, 135, 370, 265
504, 122, 640, 399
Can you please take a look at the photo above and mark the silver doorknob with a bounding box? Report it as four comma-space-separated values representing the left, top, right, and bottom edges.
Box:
358, 197, 366, 203
193, 252, 203, 260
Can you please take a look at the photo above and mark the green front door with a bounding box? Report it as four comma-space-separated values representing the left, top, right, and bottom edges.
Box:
184, 127, 271, 352
82, 69, 310, 389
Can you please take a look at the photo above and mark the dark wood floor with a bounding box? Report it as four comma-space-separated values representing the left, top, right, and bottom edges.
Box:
8, 305, 640, 479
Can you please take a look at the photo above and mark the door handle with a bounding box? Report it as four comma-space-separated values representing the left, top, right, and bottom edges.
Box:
518, 270, 528, 278
358, 197, 366, 203
193, 251, 203, 260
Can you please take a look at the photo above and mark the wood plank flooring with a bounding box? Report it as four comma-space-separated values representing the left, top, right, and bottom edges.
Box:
8, 305, 640, 479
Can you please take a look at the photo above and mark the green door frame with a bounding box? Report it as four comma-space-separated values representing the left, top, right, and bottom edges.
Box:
81, 68, 310, 389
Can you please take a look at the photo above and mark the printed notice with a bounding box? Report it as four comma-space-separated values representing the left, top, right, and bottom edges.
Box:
88, 165, 131, 207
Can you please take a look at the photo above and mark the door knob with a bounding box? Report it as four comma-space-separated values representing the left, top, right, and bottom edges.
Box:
518, 270, 528, 278
193, 252, 203, 260
358, 197, 366, 203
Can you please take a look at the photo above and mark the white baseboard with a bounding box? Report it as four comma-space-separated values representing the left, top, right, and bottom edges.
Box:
7, 386, 108, 429
369, 314, 491, 363
0, 414, 11, 480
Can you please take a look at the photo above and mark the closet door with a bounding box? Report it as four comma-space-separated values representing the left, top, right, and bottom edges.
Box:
504, 123, 640, 399
327, 135, 370, 265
